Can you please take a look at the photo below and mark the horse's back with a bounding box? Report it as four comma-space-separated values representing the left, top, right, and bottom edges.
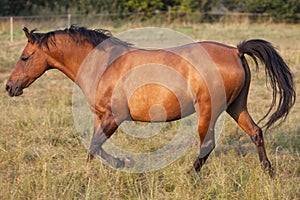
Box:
96, 42, 246, 122
168, 41, 246, 108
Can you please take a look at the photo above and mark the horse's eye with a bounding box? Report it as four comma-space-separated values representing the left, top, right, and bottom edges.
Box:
21, 56, 29, 61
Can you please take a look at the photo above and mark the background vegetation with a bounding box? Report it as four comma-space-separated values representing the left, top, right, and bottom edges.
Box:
0, 0, 300, 22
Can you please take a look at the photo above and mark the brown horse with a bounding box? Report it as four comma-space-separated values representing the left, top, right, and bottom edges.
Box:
5, 26, 295, 175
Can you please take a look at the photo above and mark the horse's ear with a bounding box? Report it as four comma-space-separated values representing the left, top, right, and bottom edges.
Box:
23, 27, 35, 43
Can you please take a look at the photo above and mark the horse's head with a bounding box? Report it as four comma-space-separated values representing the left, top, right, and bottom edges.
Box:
6, 27, 49, 97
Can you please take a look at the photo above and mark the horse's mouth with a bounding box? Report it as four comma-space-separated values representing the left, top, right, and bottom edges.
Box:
9, 89, 23, 97
5, 82, 24, 97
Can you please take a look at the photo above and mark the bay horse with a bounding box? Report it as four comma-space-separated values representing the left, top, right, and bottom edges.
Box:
5, 26, 295, 175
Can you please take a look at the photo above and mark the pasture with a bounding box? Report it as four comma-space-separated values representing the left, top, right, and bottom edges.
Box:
0, 22, 299, 199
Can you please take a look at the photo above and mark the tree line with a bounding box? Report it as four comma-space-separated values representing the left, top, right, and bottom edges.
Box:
0, 0, 299, 22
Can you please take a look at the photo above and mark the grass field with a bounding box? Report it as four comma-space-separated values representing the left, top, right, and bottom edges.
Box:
0, 22, 299, 199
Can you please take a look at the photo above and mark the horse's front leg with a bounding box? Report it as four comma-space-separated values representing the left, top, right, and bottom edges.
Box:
86, 115, 107, 162
87, 114, 133, 169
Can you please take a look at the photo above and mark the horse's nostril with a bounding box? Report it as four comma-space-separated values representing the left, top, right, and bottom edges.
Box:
5, 84, 10, 92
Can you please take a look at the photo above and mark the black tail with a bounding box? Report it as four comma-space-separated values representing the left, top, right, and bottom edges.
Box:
238, 39, 296, 129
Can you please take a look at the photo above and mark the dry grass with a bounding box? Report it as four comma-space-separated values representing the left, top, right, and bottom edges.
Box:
0, 22, 299, 199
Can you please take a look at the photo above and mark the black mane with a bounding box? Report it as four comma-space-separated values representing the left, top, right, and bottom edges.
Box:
29, 25, 131, 49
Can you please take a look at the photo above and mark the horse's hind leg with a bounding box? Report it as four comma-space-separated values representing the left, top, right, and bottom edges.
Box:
227, 101, 274, 176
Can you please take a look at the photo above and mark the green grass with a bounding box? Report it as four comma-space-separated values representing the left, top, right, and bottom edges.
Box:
0, 22, 299, 199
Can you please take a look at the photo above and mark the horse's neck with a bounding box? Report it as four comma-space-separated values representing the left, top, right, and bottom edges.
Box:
46, 43, 92, 82
67, 41, 130, 106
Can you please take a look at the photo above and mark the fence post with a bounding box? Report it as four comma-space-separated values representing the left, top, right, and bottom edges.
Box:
10, 16, 13, 43
67, 14, 71, 27
167, 6, 171, 24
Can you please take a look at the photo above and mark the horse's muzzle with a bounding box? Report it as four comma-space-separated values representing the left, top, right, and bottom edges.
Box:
5, 81, 24, 97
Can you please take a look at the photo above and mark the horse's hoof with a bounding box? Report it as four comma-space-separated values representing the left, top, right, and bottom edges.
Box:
86, 153, 94, 163
186, 167, 195, 175
268, 167, 276, 179
123, 157, 135, 168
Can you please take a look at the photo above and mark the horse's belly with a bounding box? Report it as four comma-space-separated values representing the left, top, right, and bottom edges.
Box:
127, 84, 194, 122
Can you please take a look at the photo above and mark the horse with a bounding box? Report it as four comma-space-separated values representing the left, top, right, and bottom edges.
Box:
5, 26, 295, 175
